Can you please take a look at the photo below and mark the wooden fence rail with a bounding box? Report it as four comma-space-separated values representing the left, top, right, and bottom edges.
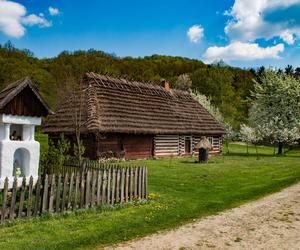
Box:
45, 159, 127, 176
0, 166, 147, 223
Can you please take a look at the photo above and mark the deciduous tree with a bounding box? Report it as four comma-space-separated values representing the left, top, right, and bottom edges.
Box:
249, 70, 300, 154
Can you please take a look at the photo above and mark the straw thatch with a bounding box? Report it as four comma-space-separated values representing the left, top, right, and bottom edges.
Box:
195, 137, 212, 150
43, 72, 226, 135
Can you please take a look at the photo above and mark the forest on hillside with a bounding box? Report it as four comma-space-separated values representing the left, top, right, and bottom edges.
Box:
1, 41, 298, 128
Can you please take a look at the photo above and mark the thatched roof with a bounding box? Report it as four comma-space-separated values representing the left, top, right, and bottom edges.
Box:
195, 137, 212, 149
0, 77, 52, 117
43, 72, 226, 135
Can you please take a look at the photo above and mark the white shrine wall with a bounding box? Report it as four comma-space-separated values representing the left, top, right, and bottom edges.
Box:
0, 114, 42, 188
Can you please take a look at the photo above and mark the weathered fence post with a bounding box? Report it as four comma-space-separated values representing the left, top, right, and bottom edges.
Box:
120, 168, 125, 203
115, 167, 120, 204
42, 174, 49, 213
85, 171, 91, 208
49, 174, 56, 212
145, 167, 148, 199
111, 168, 116, 205
27, 176, 34, 217
125, 167, 129, 202
141, 167, 144, 199
18, 177, 26, 218
129, 167, 133, 201
101, 169, 107, 204
74, 172, 80, 210
138, 167, 142, 199
55, 175, 62, 212
134, 167, 138, 199
1, 177, 8, 223
96, 170, 102, 205
34, 176, 42, 217
68, 173, 74, 210
107, 168, 111, 204
80, 172, 85, 209
80, 160, 87, 175
61, 173, 69, 211
91, 170, 96, 206
9, 177, 18, 220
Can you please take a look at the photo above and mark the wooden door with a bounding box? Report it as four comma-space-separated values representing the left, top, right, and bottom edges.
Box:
185, 137, 191, 154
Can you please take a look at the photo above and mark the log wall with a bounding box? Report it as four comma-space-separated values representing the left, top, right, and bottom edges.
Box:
49, 133, 222, 160
97, 134, 153, 160
211, 137, 221, 154
155, 134, 221, 157
123, 135, 153, 160
97, 134, 122, 158
154, 135, 179, 157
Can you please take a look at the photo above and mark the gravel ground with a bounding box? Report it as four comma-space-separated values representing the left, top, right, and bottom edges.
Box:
106, 183, 300, 250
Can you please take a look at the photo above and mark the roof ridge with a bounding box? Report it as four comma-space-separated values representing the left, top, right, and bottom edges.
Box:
86, 82, 101, 130
86, 72, 160, 89
86, 72, 193, 99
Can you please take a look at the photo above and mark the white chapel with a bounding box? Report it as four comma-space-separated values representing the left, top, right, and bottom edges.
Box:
0, 77, 51, 187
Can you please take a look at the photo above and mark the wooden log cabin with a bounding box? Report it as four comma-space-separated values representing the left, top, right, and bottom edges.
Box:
43, 73, 226, 160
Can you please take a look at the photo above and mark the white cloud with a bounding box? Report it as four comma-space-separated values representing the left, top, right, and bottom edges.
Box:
225, 0, 300, 45
203, 41, 284, 62
187, 25, 204, 43
279, 30, 295, 45
0, 0, 26, 38
0, 0, 51, 38
48, 7, 60, 16
22, 14, 51, 27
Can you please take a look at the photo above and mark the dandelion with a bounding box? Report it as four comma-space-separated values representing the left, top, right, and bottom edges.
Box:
147, 192, 159, 200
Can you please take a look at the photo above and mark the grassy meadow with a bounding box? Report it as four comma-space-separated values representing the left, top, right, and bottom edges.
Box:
0, 143, 299, 250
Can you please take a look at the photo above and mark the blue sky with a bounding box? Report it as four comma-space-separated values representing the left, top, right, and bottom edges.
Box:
0, 0, 300, 68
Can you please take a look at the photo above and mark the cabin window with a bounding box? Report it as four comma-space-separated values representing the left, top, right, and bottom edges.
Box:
184, 136, 192, 154
10, 124, 23, 141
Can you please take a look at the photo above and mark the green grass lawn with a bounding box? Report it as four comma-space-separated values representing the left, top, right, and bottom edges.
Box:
0, 143, 300, 250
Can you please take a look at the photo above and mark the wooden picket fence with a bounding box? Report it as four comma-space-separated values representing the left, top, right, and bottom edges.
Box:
44, 159, 124, 176
0, 166, 147, 223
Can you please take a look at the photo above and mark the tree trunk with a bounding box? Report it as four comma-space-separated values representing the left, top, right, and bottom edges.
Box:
255, 144, 259, 160
278, 142, 283, 155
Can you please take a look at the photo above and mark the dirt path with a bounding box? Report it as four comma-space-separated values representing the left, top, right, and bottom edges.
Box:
106, 183, 300, 250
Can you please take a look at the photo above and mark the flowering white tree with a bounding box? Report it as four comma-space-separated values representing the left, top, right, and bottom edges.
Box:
192, 92, 233, 153
249, 70, 300, 154
174, 74, 192, 91
192, 92, 224, 123
222, 124, 234, 154
240, 124, 261, 157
